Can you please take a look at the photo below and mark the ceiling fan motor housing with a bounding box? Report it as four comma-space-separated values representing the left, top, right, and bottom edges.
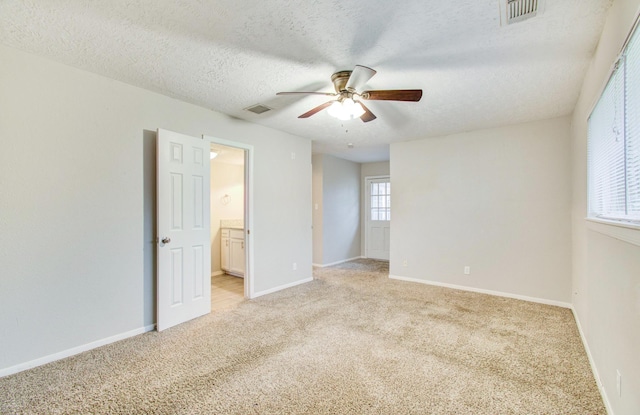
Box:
331, 71, 353, 93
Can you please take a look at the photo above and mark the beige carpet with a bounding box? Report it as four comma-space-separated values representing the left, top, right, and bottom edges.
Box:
0, 259, 605, 414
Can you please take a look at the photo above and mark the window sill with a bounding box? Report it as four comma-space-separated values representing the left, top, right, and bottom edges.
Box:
585, 217, 640, 247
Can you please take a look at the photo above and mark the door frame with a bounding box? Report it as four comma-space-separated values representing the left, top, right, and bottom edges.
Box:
364, 175, 390, 260
203, 135, 254, 299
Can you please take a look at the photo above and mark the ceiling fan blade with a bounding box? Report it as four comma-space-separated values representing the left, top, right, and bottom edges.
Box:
345, 65, 377, 91
277, 91, 337, 96
298, 100, 335, 118
362, 89, 423, 102
358, 101, 377, 123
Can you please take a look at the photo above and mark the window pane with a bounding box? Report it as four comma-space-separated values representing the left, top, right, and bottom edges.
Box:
368, 179, 391, 222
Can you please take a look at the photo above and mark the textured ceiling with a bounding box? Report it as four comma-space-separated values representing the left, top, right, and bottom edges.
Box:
0, 0, 613, 162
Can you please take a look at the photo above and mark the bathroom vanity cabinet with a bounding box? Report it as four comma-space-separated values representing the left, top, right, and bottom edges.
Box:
221, 228, 245, 277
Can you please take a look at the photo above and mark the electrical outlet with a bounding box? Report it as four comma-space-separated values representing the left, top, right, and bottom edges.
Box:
291, 152, 296, 160
617, 370, 622, 397
464, 266, 470, 275
402, 259, 408, 267
293, 262, 297, 271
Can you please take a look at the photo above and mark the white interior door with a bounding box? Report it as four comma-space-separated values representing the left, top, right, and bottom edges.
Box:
157, 128, 211, 331
366, 177, 391, 260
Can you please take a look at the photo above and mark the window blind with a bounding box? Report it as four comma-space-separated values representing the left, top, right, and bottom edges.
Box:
588, 20, 640, 224
626, 23, 640, 220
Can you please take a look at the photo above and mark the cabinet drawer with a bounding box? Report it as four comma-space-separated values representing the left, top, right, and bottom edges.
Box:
221, 229, 230, 237
230, 229, 244, 239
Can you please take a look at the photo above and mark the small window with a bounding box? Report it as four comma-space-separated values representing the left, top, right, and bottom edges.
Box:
370, 180, 390, 221
588, 20, 640, 225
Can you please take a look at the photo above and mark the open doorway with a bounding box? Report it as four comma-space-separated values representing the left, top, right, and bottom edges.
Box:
209, 143, 245, 311
156, 129, 253, 331
206, 136, 254, 311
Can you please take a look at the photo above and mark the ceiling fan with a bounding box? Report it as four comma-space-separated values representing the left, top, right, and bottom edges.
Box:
276, 65, 422, 123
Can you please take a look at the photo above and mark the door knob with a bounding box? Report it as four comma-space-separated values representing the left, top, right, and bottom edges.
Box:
161, 237, 171, 244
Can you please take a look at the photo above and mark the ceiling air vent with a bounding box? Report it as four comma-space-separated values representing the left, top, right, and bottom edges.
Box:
500, 0, 545, 25
244, 104, 272, 115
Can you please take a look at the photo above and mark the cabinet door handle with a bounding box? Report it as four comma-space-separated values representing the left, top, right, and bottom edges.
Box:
226, 240, 229, 247
241, 241, 244, 249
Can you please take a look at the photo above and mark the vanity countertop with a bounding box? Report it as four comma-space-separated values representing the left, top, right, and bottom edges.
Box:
220, 219, 243, 229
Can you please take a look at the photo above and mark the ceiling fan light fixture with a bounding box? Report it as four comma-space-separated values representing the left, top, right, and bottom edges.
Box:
352, 101, 365, 118
327, 100, 342, 118
327, 98, 365, 121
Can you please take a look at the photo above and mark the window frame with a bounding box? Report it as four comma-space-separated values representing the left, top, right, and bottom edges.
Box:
587, 15, 640, 229
369, 179, 391, 222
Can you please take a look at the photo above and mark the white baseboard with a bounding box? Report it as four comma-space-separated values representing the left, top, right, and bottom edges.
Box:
571, 307, 614, 415
388, 274, 572, 309
251, 277, 314, 299
211, 270, 224, 277
0, 324, 156, 378
312, 256, 363, 268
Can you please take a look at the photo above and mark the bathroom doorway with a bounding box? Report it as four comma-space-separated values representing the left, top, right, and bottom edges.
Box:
207, 138, 252, 310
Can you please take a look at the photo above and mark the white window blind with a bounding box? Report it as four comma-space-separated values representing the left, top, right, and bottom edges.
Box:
588, 20, 640, 225
626, 24, 640, 220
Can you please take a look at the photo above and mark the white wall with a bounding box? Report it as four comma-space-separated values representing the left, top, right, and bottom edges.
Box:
360, 161, 390, 257
210, 160, 244, 274
0, 45, 312, 374
311, 154, 361, 265
390, 117, 572, 304
312, 154, 324, 265
361, 161, 390, 178
322, 155, 361, 264
571, 0, 640, 413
